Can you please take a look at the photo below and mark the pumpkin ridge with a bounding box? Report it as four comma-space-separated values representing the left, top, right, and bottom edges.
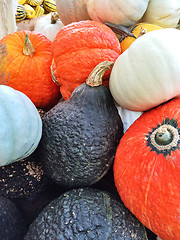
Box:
2, 31, 27, 50
0, 104, 15, 165
144, 157, 157, 209
53, 26, 121, 55
54, 47, 120, 61
1, 54, 26, 80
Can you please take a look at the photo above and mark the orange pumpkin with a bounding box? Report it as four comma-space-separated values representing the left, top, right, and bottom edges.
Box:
114, 98, 180, 240
0, 30, 61, 109
51, 20, 121, 100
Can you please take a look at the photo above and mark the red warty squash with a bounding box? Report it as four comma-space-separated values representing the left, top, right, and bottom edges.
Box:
114, 98, 180, 240
51, 20, 121, 100
0, 30, 61, 109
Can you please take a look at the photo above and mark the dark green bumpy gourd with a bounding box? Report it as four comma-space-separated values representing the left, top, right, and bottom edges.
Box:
24, 188, 148, 240
0, 196, 27, 240
38, 61, 123, 189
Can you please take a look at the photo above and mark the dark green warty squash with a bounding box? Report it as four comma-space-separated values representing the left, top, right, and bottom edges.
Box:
38, 61, 123, 189
0, 196, 27, 240
24, 188, 148, 240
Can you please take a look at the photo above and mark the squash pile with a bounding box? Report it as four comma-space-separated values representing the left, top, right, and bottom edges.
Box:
0, 1, 180, 239
16, 0, 56, 21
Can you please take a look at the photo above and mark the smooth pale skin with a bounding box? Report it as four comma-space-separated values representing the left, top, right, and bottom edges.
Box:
34, 13, 64, 41
109, 28, 180, 112
0, 85, 42, 166
0, 0, 17, 39
116, 104, 143, 133
141, 0, 180, 28
87, 0, 150, 27
55, 0, 91, 25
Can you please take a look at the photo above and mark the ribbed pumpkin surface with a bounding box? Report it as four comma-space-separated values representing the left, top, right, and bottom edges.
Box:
52, 20, 121, 100
0, 30, 60, 109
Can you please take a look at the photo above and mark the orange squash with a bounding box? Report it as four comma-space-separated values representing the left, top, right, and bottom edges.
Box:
51, 20, 121, 100
120, 23, 163, 53
114, 98, 180, 240
0, 30, 61, 109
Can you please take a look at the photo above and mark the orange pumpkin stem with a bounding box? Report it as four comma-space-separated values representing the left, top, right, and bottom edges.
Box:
86, 61, 114, 87
23, 34, 36, 57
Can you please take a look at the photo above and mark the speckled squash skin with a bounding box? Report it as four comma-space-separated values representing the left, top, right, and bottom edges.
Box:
38, 79, 123, 188
0, 153, 51, 198
24, 188, 148, 240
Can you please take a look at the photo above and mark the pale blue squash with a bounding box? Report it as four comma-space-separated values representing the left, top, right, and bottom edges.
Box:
0, 85, 42, 166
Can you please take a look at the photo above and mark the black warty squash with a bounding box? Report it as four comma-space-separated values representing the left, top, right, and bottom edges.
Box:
38, 61, 124, 189
24, 187, 148, 240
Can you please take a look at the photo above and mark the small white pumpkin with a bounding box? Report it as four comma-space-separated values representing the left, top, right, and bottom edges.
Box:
0, 85, 42, 166
141, 0, 180, 28
34, 12, 64, 41
87, 0, 150, 27
109, 28, 180, 111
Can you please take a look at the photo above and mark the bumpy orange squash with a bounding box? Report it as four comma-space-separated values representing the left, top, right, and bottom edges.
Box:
0, 30, 61, 109
114, 98, 180, 240
51, 20, 121, 100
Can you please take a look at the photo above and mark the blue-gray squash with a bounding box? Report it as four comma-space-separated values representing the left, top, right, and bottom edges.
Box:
0, 85, 42, 166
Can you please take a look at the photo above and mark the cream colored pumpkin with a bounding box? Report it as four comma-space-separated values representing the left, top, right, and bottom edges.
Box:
109, 28, 180, 111
34, 12, 64, 41
55, 0, 91, 25
87, 0, 150, 27
141, 0, 180, 28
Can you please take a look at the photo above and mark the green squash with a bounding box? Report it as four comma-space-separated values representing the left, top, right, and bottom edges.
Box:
0, 196, 27, 239
38, 61, 123, 188
24, 188, 148, 240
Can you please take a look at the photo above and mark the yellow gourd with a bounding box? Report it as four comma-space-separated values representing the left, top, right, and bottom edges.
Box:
24, 4, 36, 19
120, 23, 163, 53
43, 0, 57, 12
35, 5, 44, 17
27, 0, 43, 6
18, 0, 27, 4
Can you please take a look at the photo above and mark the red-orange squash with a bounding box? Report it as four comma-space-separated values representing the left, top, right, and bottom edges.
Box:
114, 98, 180, 240
51, 20, 121, 100
0, 30, 61, 109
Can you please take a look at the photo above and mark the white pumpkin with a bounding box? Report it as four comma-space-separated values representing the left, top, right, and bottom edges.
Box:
141, 0, 180, 28
34, 12, 64, 41
109, 28, 180, 112
0, 85, 42, 166
116, 104, 143, 133
87, 0, 150, 27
